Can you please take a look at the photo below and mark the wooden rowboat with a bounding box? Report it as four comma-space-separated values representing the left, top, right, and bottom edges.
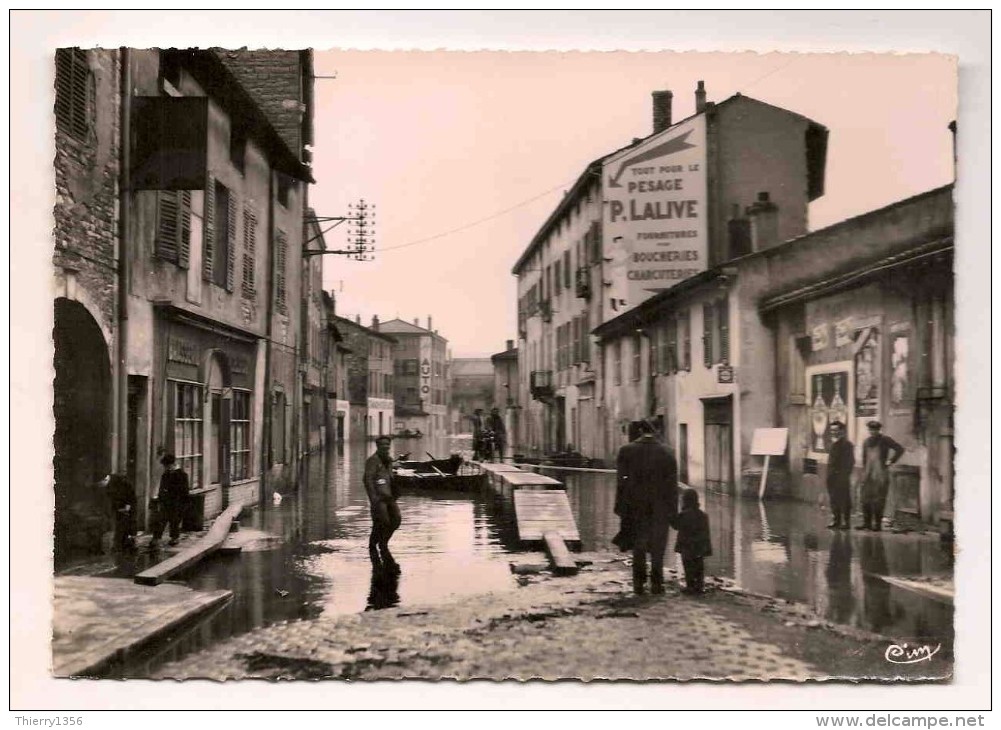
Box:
392, 455, 487, 493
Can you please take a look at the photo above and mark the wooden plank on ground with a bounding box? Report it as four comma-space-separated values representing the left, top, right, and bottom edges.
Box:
513, 490, 580, 543
500, 471, 563, 488
134, 502, 243, 586
543, 531, 578, 576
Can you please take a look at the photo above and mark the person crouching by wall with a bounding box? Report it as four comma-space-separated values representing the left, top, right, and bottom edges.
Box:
149, 453, 189, 550
673, 488, 712, 595
99, 473, 137, 553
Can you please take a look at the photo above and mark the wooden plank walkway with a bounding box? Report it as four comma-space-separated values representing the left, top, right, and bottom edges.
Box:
513, 490, 580, 544
134, 502, 243, 586
543, 531, 579, 576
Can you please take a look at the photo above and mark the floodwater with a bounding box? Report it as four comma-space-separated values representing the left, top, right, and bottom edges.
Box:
115, 437, 954, 675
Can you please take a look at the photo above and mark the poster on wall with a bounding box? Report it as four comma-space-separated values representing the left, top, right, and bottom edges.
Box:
853, 326, 880, 418
889, 325, 911, 410
806, 364, 852, 459
602, 115, 707, 316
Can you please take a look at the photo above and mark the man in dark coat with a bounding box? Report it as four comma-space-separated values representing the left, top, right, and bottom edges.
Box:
100, 473, 136, 553
859, 421, 904, 530
150, 453, 189, 548
486, 407, 506, 462
469, 408, 484, 460
825, 420, 855, 530
614, 420, 679, 594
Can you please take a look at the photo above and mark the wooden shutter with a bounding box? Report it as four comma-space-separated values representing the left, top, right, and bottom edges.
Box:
202, 175, 216, 282
667, 317, 678, 373
178, 191, 192, 268
563, 250, 571, 288
155, 192, 180, 261
226, 192, 237, 291
242, 208, 257, 298
276, 229, 288, 313
681, 310, 691, 371
581, 310, 590, 363
718, 298, 730, 364
703, 303, 714, 367
55, 49, 91, 141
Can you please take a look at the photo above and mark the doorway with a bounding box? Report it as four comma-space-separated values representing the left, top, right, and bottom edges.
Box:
703, 396, 734, 493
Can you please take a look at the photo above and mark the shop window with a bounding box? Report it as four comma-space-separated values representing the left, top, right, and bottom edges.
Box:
230, 390, 251, 481
172, 381, 204, 490
55, 48, 94, 142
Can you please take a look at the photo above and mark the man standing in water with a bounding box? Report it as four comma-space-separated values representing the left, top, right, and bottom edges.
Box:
859, 421, 904, 531
365, 435, 402, 570
825, 421, 855, 530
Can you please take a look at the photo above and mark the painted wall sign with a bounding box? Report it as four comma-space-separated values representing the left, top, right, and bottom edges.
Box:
806, 362, 853, 460
168, 337, 199, 366
418, 336, 432, 408
853, 326, 880, 418
889, 325, 911, 409
834, 317, 854, 347
602, 115, 707, 316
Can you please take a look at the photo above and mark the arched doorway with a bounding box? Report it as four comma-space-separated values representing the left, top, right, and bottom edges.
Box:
53, 297, 112, 566
205, 352, 228, 489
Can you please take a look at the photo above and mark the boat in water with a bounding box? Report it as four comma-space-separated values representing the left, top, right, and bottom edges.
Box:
392, 454, 487, 493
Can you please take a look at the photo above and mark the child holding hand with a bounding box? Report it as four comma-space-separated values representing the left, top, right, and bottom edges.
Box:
674, 488, 712, 595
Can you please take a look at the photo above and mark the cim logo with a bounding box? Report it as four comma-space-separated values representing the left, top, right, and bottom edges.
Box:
884, 643, 941, 664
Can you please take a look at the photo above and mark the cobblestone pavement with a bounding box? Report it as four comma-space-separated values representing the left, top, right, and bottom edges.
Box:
152, 554, 951, 682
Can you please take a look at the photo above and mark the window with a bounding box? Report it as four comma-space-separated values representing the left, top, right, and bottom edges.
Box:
277, 174, 292, 208
613, 340, 622, 385
272, 391, 287, 464
632, 334, 642, 381
717, 298, 730, 364
172, 381, 203, 490
564, 250, 571, 289
680, 311, 691, 371
581, 310, 590, 363
230, 130, 246, 174
275, 229, 288, 313
55, 48, 94, 142
703, 302, 715, 367
666, 318, 678, 373
650, 326, 660, 375
155, 191, 192, 267
403, 359, 418, 375
204, 179, 236, 290
230, 390, 251, 481
554, 260, 562, 295
242, 208, 257, 298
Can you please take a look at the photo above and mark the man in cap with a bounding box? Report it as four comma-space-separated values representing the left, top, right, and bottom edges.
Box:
858, 421, 904, 531
365, 435, 402, 570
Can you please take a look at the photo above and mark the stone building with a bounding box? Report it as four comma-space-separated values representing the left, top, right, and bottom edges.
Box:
323, 292, 349, 442
758, 185, 954, 528
333, 314, 396, 440
490, 340, 521, 454
512, 82, 827, 464
378, 317, 450, 438
122, 48, 313, 523
447, 358, 494, 435
301, 210, 328, 454
52, 48, 122, 564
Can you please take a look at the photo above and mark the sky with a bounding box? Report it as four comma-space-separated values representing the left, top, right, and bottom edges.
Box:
309, 51, 957, 357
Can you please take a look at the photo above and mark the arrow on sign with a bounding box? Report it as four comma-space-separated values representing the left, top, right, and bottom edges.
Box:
607, 131, 695, 188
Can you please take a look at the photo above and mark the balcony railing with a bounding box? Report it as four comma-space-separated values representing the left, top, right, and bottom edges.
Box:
530, 370, 554, 400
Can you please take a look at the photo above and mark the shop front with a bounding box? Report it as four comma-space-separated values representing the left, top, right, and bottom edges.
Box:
154, 307, 262, 521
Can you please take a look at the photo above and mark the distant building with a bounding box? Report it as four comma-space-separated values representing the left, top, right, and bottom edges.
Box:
334, 314, 396, 440
448, 357, 494, 434
302, 210, 328, 454
490, 340, 521, 453
321, 291, 345, 442
378, 317, 449, 438
512, 82, 827, 462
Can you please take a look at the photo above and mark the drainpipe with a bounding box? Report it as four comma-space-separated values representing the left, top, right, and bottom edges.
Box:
116, 47, 131, 475
260, 170, 276, 506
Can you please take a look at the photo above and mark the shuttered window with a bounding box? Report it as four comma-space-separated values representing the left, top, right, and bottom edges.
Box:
681, 310, 691, 371
563, 250, 571, 289
276, 229, 288, 313
717, 297, 730, 364
582, 311, 590, 363
202, 174, 216, 282
155, 191, 191, 267
55, 48, 93, 142
242, 208, 257, 298
554, 260, 562, 295
225, 191, 237, 291
666, 317, 678, 374
703, 303, 715, 367
632, 333, 642, 381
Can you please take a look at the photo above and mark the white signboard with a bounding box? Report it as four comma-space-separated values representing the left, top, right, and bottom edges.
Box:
418, 336, 432, 409
602, 115, 708, 315
750, 428, 789, 456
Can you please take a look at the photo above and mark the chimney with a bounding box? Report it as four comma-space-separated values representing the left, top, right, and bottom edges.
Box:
413, 318, 419, 326
506, 339, 514, 351
371, 314, 379, 329
695, 80, 706, 114
427, 316, 432, 331
355, 314, 361, 324
652, 90, 673, 134
746, 192, 779, 251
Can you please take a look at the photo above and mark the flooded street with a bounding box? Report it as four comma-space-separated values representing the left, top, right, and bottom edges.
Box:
115, 438, 953, 675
